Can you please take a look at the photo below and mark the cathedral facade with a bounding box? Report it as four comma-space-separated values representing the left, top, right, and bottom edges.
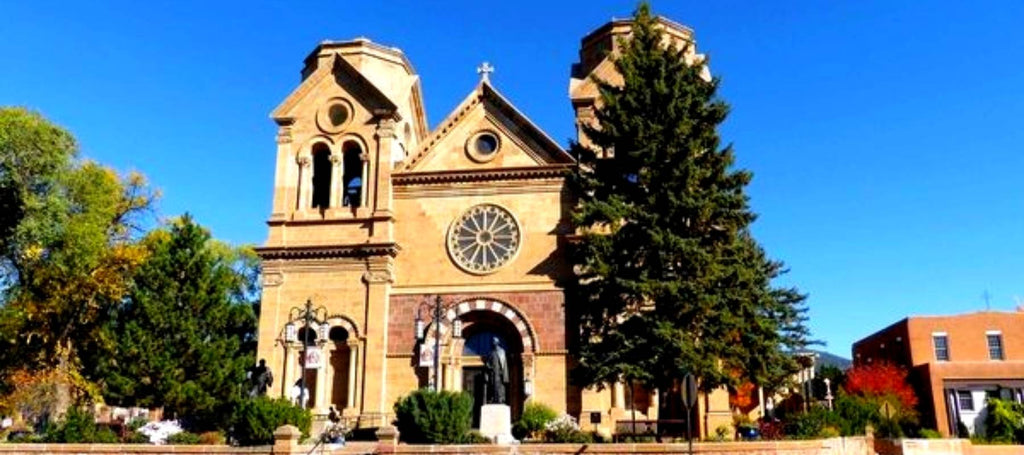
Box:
255, 16, 735, 436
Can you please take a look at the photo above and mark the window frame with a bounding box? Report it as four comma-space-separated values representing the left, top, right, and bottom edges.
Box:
957, 390, 975, 411
932, 332, 950, 362
986, 331, 1004, 361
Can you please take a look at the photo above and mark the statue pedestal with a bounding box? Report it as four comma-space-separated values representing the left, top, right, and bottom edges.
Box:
479, 404, 516, 445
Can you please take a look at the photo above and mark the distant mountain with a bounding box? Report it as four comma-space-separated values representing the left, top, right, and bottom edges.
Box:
810, 350, 852, 371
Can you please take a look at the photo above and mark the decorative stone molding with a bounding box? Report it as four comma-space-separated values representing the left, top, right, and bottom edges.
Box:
262, 272, 284, 287
375, 118, 397, 139
393, 165, 571, 186
276, 125, 294, 144
255, 242, 399, 260
296, 156, 311, 167
362, 270, 394, 284
329, 153, 343, 164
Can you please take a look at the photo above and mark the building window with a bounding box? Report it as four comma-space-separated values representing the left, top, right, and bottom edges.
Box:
342, 141, 362, 207
933, 334, 950, 361
987, 332, 1004, 360
311, 143, 332, 209
957, 390, 974, 411
447, 204, 521, 274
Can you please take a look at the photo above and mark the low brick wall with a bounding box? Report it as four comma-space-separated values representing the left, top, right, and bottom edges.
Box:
0, 438, 867, 455
384, 438, 871, 455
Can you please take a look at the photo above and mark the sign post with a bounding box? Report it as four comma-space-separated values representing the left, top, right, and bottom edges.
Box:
681, 373, 697, 455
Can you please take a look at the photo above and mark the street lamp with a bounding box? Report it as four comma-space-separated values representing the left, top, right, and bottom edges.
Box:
414, 295, 463, 391
824, 378, 834, 411
284, 298, 328, 409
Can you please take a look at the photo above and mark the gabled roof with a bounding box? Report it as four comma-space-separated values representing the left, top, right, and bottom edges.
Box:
271, 54, 398, 124
396, 80, 574, 172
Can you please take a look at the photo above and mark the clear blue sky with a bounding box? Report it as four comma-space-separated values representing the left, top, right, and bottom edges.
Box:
3, 1, 1023, 357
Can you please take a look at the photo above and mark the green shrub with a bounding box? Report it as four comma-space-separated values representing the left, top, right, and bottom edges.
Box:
198, 430, 226, 445
461, 430, 491, 444
230, 396, 311, 446
513, 401, 557, 440
983, 398, 1024, 444
43, 407, 118, 443
784, 408, 830, 439
919, 429, 943, 439
167, 431, 201, 445
713, 424, 731, 441
122, 431, 151, 444
393, 388, 472, 444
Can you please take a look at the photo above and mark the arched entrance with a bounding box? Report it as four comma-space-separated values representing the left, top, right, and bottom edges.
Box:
458, 311, 524, 427
424, 298, 538, 429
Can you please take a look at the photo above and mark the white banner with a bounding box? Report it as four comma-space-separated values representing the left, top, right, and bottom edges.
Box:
304, 347, 324, 369
419, 343, 434, 368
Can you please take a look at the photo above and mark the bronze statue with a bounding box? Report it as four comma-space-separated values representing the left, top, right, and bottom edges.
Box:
485, 337, 508, 404
247, 359, 273, 397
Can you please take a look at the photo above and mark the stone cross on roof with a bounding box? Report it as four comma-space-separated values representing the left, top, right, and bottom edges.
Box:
477, 62, 494, 83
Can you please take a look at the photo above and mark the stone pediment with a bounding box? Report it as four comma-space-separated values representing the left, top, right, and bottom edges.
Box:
271, 54, 398, 124
395, 81, 573, 175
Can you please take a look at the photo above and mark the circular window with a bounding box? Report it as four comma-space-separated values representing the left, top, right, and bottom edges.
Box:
316, 98, 353, 133
328, 104, 349, 127
465, 130, 502, 163
447, 204, 521, 274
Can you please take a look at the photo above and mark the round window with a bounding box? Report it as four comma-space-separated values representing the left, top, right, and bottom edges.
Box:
447, 204, 520, 274
316, 98, 354, 133
328, 104, 349, 127
465, 130, 502, 163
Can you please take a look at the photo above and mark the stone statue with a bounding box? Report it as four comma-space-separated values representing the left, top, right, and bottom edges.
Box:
247, 359, 273, 397
485, 337, 509, 404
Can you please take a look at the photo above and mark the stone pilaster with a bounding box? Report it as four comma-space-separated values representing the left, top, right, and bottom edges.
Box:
371, 118, 397, 218
360, 268, 393, 414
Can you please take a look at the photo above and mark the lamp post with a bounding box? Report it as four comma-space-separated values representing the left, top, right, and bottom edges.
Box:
414, 295, 463, 391
824, 378, 834, 411
284, 298, 328, 409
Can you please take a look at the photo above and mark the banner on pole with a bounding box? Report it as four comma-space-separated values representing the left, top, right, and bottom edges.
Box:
419, 343, 434, 368
304, 347, 324, 369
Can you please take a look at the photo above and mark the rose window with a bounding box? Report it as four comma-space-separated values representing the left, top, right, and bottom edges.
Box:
447, 204, 521, 273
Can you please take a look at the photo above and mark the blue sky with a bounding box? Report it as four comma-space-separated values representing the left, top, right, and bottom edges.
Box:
3, 1, 1023, 356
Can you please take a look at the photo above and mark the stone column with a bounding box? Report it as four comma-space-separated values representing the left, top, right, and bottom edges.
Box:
329, 153, 343, 209
347, 340, 359, 411
323, 344, 336, 409
613, 382, 625, 409
296, 156, 311, 213
315, 354, 328, 412
281, 344, 297, 402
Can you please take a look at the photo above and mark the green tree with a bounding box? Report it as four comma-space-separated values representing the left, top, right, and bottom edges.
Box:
95, 215, 258, 432
0, 108, 155, 416
568, 3, 810, 405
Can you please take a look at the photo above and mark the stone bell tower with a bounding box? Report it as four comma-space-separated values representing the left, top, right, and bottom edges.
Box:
568, 16, 706, 154
256, 38, 429, 416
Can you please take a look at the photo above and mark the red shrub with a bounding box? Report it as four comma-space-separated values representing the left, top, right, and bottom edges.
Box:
843, 361, 917, 409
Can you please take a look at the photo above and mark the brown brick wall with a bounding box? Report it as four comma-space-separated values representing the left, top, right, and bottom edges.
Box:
388, 291, 566, 354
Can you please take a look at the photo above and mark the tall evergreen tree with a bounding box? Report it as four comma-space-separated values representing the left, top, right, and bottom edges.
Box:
569, 3, 810, 403
94, 215, 258, 432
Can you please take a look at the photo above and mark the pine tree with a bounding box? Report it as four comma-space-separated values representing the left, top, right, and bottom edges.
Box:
569, 3, 810, 405
94, 214, 258, 432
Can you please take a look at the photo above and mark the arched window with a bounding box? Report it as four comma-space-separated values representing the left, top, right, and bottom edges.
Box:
311, 143, 332, 209
342, 141, 363, 207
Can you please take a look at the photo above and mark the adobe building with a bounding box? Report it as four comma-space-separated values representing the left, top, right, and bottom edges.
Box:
852, 309, 1024, 437
254, 16, 736, 436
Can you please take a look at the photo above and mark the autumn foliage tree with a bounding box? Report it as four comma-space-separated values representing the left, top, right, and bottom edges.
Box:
844, 361, 918, 410
0, 107, 156, 420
